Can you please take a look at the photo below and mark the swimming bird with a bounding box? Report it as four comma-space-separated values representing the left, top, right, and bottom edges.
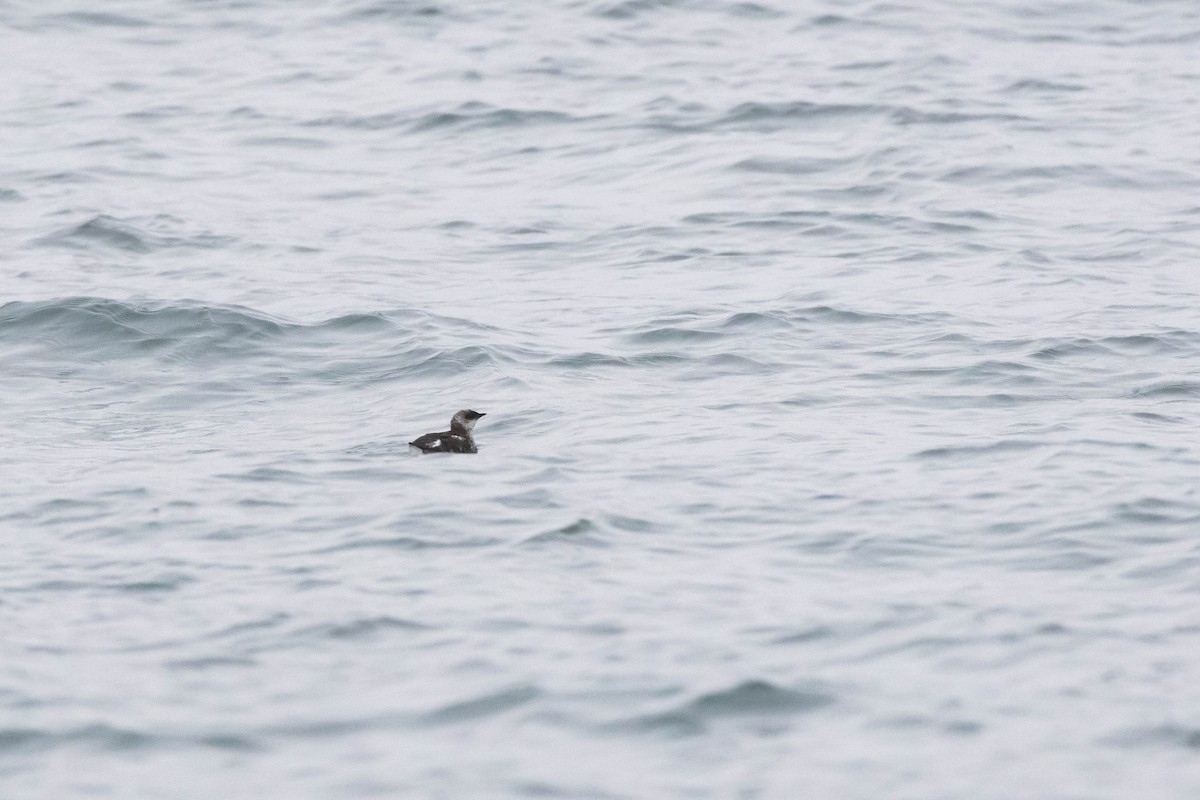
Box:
409, 409, 486, 454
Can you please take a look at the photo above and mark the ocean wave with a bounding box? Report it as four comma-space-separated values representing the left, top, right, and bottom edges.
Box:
617, 303, 957, 347
340, 0, 446, 22
418, 685, 540, 726
606, 680, 834, 736
0, 297, 523, 387
521, 518, 606, 547
0, 723, 261, 756
937, 163, 1152, 189
31, 12, 150, 30
1130, 381, 1200, 399
299, 616, 431, 640
593, 0, 785, 20
1103, 724, 1200, 750
711, 100, 884, 129
304, 102, 582, 133
37, 215, 235, 253
731, 155, 858, 175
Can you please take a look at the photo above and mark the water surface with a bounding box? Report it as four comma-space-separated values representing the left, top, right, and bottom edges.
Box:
3, 1, 1200, 797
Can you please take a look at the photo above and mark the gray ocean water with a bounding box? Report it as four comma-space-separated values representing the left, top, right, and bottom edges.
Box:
3, 1, 1200, 797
